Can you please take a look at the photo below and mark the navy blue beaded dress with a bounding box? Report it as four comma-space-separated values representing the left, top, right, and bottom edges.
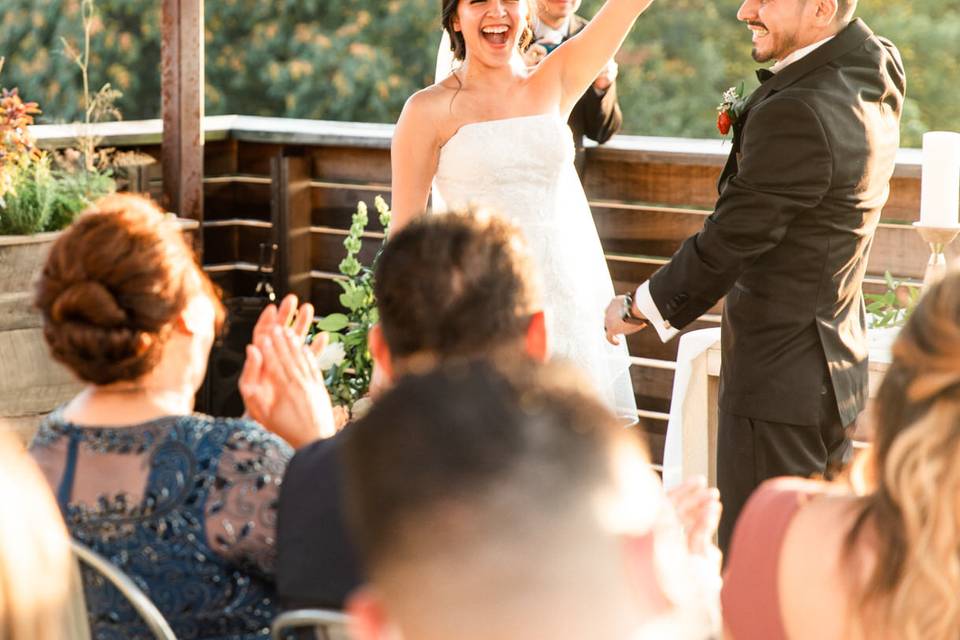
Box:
30, 411, 293, 640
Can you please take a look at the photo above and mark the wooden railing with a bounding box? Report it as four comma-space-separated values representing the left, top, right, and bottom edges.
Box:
33, 116, 931, 462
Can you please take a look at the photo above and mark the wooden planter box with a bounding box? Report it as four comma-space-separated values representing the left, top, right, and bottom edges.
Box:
0, 232, 83, 442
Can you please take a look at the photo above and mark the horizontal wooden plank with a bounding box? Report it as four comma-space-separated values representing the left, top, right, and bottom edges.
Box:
594, 203, 945, 280
311, 147, 392, 185
202, 222, 272, 265
0, 328, 82, 416
204, 181, 272, 221
311, 185, 392, 215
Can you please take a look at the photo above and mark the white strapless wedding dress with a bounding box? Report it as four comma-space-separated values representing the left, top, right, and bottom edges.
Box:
433, 112, 637, 421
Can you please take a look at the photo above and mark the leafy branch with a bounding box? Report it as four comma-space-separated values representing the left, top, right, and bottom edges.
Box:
60, 0, 122, 172
865, 271, 921, 329
313, 196, 391, 410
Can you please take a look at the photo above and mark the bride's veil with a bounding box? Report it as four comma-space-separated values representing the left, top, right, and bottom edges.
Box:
435, 30, 459, 84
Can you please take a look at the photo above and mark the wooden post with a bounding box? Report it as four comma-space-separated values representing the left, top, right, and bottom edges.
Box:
161, 0, 204, 252
271, 155, 313, 301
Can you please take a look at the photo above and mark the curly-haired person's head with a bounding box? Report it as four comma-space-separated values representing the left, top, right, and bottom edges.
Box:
35, 193, 224, 387
371, 209, 546, 380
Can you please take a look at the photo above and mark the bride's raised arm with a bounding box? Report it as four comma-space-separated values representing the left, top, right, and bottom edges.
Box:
390, 91, 443, 232
540, 0, 656, 115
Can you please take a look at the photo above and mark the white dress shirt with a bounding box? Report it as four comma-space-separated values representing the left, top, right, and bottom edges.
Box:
533, 16, 572, 44
634, 34, 835, 343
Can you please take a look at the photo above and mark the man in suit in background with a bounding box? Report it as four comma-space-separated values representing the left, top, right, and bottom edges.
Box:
524, 0, 623, 172
605, 0, 904, 552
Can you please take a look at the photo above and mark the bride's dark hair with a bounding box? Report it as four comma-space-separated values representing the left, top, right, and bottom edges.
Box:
441, 0, 534, 61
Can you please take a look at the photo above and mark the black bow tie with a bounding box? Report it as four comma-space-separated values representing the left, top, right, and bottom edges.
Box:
756, 68, 775, 83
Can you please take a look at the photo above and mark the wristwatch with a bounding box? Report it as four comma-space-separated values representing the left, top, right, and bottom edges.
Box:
621, 292, 647, 326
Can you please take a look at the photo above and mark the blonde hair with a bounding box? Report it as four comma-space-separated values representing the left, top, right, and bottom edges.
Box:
0, 431, 88, 640
846, 270, 960, 639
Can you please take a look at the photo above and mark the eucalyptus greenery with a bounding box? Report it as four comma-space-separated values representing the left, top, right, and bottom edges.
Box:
865, 271, 921, 329
313, 196, 391, 409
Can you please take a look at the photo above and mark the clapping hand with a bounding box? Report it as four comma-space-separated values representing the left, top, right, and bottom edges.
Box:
666, 476, 722, 565
239, 295, 338, 448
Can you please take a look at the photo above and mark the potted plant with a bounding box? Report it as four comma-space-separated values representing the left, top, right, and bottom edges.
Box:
864, 271, 920, 363
0, 45, 118, 438
314, 196, 391, 417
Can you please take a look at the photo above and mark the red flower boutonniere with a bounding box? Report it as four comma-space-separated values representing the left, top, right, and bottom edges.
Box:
716, 84, 747, 136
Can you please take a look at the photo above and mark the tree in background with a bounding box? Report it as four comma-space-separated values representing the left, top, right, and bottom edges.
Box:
0, 0, 955, 147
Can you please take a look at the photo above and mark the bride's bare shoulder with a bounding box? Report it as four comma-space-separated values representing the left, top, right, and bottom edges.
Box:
397, 81, 461, 146
403, 78, 459, 118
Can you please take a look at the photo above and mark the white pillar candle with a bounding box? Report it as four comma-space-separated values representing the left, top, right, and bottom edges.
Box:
920, 131, 960, 227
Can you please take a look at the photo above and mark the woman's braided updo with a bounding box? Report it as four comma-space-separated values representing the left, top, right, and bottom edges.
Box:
35, 194, 224, 386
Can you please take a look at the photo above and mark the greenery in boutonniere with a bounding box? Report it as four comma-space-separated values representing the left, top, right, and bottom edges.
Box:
313, 196, 391, 410
866, 271, 921, 329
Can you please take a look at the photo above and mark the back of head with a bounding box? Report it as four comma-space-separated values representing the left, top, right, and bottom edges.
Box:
849, 270, 960, 638
374, 210, 541, 362
35, 193, 223, 386
0, 431, 82, 640
343, 359, 658, 637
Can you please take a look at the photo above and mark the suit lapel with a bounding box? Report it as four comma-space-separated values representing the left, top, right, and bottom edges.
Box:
719, 19, 874, 193
563, 14, 588, 41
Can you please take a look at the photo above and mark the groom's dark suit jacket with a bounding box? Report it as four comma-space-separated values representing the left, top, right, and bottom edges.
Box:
649, 19, 905, 427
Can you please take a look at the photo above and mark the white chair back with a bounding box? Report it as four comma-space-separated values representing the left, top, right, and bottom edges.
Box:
271, 608, 351, 640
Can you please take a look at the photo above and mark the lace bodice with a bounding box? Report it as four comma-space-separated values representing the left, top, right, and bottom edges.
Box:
433, 113, 638, 421
434, 112, 576, 221
30, 411, 293, 640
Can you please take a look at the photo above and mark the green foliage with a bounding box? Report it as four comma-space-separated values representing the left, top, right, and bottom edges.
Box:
46, 165, 115, 230
0, 155, 57, 235
0, 153, 114, 235
1, 0, 956, 147
0, 0, 116, 236
0, 58, 43, 207
315, 196, 391, 409
865, 271, 921, 328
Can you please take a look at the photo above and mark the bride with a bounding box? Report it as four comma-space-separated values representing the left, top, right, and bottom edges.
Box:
389, 0, 655, 421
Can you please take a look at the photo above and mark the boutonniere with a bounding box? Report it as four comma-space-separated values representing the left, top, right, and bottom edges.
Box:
716, 84, 747, 136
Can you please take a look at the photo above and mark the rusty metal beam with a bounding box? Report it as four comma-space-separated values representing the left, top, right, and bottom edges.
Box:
271, 154, 313, 301
161, 0, 204, 252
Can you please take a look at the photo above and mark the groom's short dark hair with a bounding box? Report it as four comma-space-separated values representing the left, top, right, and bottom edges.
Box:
374, 209, 541, 360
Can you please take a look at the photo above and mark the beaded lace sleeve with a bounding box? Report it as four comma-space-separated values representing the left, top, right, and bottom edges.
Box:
205, 424, 293, 577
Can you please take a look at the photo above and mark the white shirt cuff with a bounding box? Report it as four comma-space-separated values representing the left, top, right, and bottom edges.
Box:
635, 281, 680, 343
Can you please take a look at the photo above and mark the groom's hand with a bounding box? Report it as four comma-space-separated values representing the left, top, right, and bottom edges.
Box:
604, 294, 647, 345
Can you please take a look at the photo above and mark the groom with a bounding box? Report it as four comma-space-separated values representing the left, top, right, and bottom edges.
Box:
605, 0, 904, 551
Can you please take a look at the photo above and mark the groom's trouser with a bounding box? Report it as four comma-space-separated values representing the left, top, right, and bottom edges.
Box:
716, 383, 851, 556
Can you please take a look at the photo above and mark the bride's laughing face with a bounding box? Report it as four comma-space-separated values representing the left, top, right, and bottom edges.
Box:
454, 0, 530, 65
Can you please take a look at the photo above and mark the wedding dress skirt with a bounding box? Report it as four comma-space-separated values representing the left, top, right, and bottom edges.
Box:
433, 112, 637, 421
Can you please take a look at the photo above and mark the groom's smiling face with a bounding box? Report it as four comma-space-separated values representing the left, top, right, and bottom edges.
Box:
737, 0, 812, 63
